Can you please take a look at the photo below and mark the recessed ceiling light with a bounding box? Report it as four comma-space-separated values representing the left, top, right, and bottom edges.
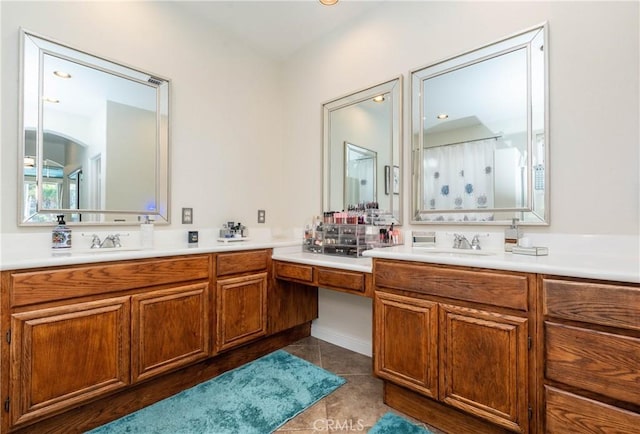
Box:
43, 97, 60, 103
373, 95, 385, 103
53, 70, 71, 79
437, 113, 449, 120
319, 0, 338, 5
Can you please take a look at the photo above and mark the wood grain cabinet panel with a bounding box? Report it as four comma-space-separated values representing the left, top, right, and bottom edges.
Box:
545, 386, 640, 434
10, 297, 130, 427
317, 267, 366, 294
439, 304, 529, 432
216, 250, 269, 277
374, 260, 529, 311
273, 261, 314, 283
10, 256, 211, 307
131, 283, 210, 383
542, 276, 640, 433
545, 322, 640, 405
543, 278, 640, 330
216, 273, 268, 352
374, 291, 438, 398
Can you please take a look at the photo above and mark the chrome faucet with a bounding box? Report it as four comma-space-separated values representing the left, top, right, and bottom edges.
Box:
452, 234, 472, 249
452, 233, 482, 250
83, 233, 126, 249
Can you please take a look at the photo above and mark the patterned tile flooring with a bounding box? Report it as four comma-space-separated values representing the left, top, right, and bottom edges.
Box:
277, 337, 443, 433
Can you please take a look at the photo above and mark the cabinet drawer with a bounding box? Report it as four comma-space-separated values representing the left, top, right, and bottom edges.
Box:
545, 386, 640, 433
317, 267, 366, 293
545, 322, 640, 404
216, 249, 269, 277
10, 255, 211, 307
543, 278, 640, 331
374, 260, 529, 311
274, 261, 313, 283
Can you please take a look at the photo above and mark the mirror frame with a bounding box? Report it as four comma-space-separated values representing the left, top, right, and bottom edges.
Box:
18, 28, 171, 226
410, 23, 549, 225
322, 76, 403, 224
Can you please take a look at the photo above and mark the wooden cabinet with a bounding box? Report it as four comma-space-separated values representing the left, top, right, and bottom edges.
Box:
216, 273, 268, 352
3, 255, 212, 430
374, 292, 438, 398
131, 283, 210, 383
542, 276, 640, 433
439, 304, 528, 432
374, 259, 533, 433
10, 297, 130, 427
274, 260, 372, 297
215, 250, 270, 352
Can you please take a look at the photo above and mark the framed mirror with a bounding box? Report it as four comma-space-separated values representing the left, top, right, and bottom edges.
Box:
19, 29, 170, 226
323, 77, 402, 225
411, 23, 548, 224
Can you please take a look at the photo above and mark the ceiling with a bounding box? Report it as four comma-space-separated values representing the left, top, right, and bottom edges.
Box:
176, 0, 385, 60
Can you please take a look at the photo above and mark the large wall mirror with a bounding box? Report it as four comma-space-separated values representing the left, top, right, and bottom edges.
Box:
323, 77, 402, 225
19, 29, 170, 226
411, 23, 548, 224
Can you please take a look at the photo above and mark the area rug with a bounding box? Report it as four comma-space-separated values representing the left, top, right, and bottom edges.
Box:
86, 350, 346, 434
369, 412, 434, 434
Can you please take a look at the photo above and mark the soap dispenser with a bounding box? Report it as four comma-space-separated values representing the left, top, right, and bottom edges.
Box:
504, 218, 520, 252
52, 214, 72, 249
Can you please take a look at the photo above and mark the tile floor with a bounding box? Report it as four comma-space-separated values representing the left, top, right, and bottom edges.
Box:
277, 336, 443, 433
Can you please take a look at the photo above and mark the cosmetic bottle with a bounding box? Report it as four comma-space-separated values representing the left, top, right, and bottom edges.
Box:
504, 218, 520, 252
52, 214, 72, 249
140, 216, 154, 249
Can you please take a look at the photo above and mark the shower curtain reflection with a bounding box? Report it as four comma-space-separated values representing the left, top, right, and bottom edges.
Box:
423, 138, 497, 220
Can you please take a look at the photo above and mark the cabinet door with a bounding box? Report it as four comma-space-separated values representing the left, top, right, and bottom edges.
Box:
374, 291, 438, 398
439, 304, 528, 433
131, 283, 210, 383
216, 273, 268, 352
10, 297, 130, 427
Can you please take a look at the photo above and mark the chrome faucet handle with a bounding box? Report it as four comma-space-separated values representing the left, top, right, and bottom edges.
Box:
452, 233, 471, 249
82, 233, 102, 248
109, 233, 129, 248
471, 234, 481, 250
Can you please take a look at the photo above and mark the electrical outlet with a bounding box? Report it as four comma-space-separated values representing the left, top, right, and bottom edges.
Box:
257, 209, 266, 224
182, 207, 193, 224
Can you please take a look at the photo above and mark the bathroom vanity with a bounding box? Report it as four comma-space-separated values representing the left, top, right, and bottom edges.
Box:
1, 239, 638, 434
0, 246, 318, 434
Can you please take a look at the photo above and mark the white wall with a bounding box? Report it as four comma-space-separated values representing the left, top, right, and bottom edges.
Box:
1, 1, 284, 234
281, 1, 639, 236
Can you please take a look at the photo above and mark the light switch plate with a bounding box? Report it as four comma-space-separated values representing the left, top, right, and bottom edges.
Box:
257, 209, 266, 224
182, 207, 193, 224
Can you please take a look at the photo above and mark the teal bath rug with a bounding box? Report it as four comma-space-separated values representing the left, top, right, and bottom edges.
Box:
369, 412, 434, 434
87, 350, 346, 434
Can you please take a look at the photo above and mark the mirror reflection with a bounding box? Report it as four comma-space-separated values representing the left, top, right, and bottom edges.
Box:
20, 29, 170, 225
344, 142, 377, 207
412, 24, 547, 224
323, 77, 402, 225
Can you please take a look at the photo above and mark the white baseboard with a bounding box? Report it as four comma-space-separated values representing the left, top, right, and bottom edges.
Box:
311, 323, 372, 357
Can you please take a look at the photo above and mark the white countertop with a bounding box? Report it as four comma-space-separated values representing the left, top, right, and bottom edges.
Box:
2, 230, 638, 284
0, 229, 299, 271
362, 245, 640, 284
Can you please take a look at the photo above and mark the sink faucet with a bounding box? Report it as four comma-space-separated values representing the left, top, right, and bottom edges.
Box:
83, 233, 126, 249
100, 234, 123, 249
452, 234, 472, 249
